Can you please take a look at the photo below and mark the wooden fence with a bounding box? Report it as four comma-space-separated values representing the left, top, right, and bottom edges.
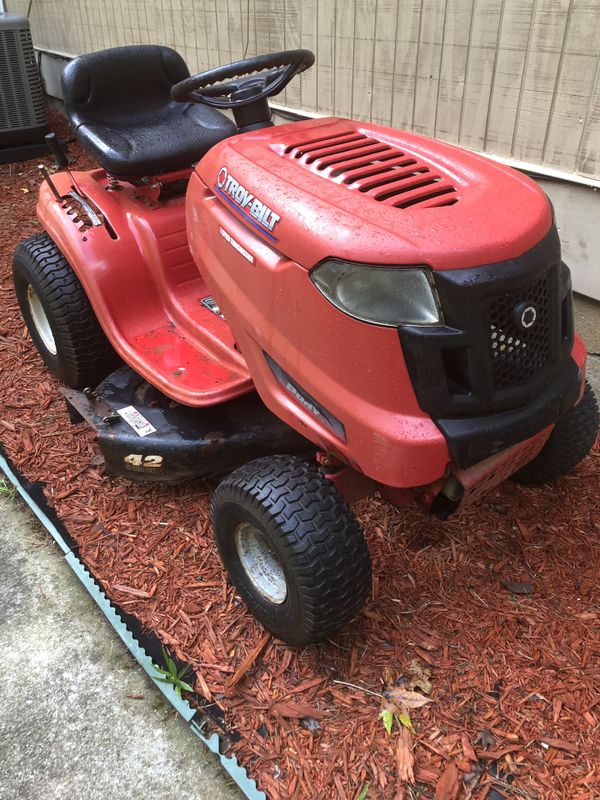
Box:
9, 0, 600, 181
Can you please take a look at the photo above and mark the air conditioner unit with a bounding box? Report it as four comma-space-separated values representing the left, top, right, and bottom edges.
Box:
0, 5, 48, 163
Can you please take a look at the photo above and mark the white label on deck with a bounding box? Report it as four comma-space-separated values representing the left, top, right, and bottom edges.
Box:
117, 405, 156, 437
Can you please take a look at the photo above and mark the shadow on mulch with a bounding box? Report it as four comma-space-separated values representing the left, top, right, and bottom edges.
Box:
1, 111, 599, 800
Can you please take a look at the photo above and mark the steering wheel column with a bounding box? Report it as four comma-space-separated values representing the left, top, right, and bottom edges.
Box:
229, 83, 274, 133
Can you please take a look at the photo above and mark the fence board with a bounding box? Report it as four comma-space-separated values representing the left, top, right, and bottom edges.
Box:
9, 0, 600, 180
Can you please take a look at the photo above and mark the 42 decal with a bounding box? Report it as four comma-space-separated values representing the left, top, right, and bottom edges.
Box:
123, 454, 163, 470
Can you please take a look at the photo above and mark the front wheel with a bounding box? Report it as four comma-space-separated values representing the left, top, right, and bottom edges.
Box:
211, 455, 372, 645
512, 381, 599, 485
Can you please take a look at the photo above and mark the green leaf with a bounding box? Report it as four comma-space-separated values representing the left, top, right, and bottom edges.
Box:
161, 647, 177, 675
151, 646, 195, 697
154, 667, 170, 677
396, 711, 414, 730
379, 708, 394, 735
357, 782, 369, 800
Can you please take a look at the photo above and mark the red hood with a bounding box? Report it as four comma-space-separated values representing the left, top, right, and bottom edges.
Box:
197, 116, 552, 271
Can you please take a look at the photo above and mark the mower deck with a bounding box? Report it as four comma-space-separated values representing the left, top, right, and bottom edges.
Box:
62, 366, 311, 482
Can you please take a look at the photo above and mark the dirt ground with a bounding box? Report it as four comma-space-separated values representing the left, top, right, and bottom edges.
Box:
1, 113, 599, 800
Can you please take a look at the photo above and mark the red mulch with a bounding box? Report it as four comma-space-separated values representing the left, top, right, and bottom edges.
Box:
1, 111, 600, 800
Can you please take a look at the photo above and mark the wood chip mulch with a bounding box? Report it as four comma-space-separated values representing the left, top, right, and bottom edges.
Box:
1, 112, 599, 800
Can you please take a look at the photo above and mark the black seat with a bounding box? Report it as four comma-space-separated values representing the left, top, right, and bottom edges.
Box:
61, 45, 236, 179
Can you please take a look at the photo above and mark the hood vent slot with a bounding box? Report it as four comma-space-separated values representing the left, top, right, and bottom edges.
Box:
283, 131, 458, 209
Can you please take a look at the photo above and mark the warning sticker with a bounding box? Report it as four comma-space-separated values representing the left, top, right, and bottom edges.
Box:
117, 405, 156, 437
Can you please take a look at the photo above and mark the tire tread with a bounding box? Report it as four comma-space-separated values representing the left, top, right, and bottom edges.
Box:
212, 455, 372, 644
512, 381, 599, 485
13, 232, 119, 388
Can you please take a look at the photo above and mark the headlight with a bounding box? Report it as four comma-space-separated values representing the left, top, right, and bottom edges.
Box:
310, 259, 442, 327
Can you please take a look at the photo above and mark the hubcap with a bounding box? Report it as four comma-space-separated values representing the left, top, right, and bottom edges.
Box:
26, 284, 57, 356
234, 522, 287, 605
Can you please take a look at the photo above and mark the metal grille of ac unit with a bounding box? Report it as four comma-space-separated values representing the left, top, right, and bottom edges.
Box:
0, 18, 46, 134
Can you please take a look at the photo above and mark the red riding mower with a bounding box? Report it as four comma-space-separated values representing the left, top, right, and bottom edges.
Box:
13, 46, 599, 644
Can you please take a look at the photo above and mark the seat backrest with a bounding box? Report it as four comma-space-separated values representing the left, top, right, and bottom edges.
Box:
62, 45, 190, 128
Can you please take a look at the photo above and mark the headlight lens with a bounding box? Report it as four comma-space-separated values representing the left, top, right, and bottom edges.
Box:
310, 259, 442, 326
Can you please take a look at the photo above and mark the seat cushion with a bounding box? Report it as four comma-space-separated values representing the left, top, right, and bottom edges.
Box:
74, 102, 236, 178
62, 45, 236, 178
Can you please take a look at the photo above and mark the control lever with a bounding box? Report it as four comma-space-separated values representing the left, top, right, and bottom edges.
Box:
37, 164, 62, 201
45, 132, 84, 195
45, 132, 69, 169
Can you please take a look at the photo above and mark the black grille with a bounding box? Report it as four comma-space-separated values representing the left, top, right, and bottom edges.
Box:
488, 276, 551, 389
399, 226, 575, 420
398, 227, 581, 467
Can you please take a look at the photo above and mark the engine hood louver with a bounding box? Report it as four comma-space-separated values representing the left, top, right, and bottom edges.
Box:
281, 130, 459, 209
283, 130, 458, 208
203, 116, 552, 269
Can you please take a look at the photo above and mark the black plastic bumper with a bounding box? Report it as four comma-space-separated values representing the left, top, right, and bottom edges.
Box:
399, 227, 574, 418
62, 367, 312, 483
436, 357, 582, 468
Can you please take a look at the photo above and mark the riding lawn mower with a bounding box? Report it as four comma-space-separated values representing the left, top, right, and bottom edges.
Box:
12, 46, 599, 644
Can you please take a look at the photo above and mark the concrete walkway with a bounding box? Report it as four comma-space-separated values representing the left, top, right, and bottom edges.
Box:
0, 495, 240, 800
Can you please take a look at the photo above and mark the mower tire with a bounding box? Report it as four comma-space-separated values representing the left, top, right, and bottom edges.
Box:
211, 455, 372, 645
512, 381, 599, 485
13, 233, 119, 388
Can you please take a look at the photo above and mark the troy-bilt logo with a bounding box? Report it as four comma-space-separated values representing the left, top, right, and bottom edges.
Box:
215, 167, 280, 235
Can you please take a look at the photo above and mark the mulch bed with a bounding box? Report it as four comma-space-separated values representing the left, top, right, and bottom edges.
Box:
1, 111, 600, 800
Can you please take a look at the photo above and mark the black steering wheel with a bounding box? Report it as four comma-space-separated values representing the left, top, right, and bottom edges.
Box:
171, 50, 315, 109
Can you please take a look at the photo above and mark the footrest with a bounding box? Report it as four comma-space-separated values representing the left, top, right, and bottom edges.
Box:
126, 322, 252, 407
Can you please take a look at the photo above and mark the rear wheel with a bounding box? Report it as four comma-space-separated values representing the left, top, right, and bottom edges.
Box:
211, 455, 372, 645
512, 381, 599, 485
13, 233, 119, 388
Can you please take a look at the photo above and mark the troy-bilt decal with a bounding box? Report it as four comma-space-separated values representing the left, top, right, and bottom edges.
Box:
215, 167, 280, 241
117, 405, 156, 437
219, 226, 254, 263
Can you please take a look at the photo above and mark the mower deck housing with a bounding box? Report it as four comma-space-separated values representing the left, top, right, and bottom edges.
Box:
62, 366, 310, 482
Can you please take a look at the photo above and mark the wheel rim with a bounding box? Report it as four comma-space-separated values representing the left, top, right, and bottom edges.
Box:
26, 284, 57, 356
234, 522, 287, 605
